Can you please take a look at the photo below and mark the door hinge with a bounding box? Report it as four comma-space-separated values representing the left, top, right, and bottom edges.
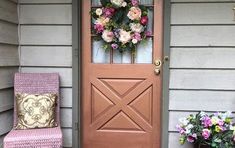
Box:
74, 48, 78, 57
74, 122, 79, 130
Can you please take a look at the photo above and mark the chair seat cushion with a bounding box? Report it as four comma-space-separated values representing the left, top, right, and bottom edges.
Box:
4, 127, 62, 148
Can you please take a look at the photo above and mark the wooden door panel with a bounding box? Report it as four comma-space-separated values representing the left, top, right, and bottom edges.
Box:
82, 0, 163, 147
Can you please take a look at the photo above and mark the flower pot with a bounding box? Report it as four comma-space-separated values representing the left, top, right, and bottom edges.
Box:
194, 144, 210, 148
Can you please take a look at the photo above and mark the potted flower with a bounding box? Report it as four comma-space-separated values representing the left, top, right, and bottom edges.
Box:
176, 111, 235, 148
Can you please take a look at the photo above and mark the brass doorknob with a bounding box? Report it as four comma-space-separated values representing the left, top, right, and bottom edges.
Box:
154, 60, 162, 67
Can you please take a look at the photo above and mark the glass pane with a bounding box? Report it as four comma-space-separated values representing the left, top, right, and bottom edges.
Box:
140, 0, 153, 5
113, 49, 122, 63
122, 51, 132, 63
135, 38, 153, 63
113, 50, 132, 64
92, 40, 110, 63
92, 0, 101, 6
147, 8, 153, 32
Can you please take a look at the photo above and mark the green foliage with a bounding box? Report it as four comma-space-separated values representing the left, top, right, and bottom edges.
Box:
100, 0, 110, 6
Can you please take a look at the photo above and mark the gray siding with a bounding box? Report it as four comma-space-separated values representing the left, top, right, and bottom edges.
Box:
19, 0, 72, 147
169, 0, 235, 148
0, 0, 18, 147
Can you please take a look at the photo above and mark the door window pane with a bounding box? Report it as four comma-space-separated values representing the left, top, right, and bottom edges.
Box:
140, 0, 153, 5
113, 50, 132, 64
135, 38, 153, 63
92, 0, 101, 6
92, 39, 110, 63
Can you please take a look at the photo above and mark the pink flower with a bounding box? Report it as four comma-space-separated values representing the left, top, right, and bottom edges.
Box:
202, 129, 211, 139
133, 32, 142, 41
201, 116, 212, 127
127, 7, 142, 20
94, 24, 104, 33
102, 30, 114, 42
131, 0, 139, 6
140, 16, 148, 25
104, 7, 115, 18
187, 134, 197, 143
111, 43, 118, 49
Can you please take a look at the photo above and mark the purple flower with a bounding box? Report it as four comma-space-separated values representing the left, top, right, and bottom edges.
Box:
104, 7, 115, 18
111, 43, 119, 49
114, 29, 120, 38
131, 0, 139, 6
145, 31, 152, 37
133, 32, 142, 41
94, 24, 104, 33
202, 129, 210, 139
201, 116, 212, 127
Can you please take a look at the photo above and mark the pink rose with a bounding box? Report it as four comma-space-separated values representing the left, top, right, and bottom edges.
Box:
94, 24, 104, 33
127, 7, 142, 20
202, 129, 211, 139
104, 7, 115, 18
140, 16, 148, 25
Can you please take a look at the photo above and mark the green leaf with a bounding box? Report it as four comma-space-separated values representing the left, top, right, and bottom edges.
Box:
100, 0, 109, 6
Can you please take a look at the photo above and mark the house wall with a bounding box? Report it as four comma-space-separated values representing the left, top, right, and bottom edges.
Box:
168, 0, 235, 147
19, 0, 72, 147
0, 0, 19, 147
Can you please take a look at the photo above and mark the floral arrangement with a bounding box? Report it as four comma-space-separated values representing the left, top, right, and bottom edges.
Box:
176, 111, 235, 148
91, 0, 151, 53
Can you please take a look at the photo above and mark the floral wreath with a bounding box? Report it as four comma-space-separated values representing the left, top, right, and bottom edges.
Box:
91, 0, 150, 53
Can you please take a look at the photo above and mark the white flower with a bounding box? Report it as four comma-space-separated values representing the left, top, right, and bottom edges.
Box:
102, 30, 114, 43
122, 2, 127, 7
132, 39, 138, 44
95, 17, 110, 26
179, 117, 189, 126
95, 8, 102, 16
111, 0, 124, 7
129, 23, 144, 33
118, 29, 131, 44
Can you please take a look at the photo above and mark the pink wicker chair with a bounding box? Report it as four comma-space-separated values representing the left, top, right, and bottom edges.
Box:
4, 73, 63, 148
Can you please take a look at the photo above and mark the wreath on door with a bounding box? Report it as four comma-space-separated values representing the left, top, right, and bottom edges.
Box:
91, 0, 150, 53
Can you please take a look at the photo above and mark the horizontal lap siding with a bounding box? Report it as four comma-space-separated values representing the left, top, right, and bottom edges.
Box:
169, 0, 235, 147
19, 1, 72, 147
0, 0, 18, 147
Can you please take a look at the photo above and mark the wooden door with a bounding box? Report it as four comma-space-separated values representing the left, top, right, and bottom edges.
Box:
82, 0, 163, 148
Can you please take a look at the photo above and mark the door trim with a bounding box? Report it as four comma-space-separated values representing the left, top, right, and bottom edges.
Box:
162, 0, 171, 147
72, 0, 171, 147
72, 0, 81, 148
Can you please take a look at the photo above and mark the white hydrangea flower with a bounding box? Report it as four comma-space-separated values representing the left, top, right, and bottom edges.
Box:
122, 2, 127, 7
111, 0, 124, 7
179, 117, 189, 126
118, 29, 131, 44
129, 23, 144, 33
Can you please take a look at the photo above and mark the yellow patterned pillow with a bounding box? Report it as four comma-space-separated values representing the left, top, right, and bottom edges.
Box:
15, 93, 58, 130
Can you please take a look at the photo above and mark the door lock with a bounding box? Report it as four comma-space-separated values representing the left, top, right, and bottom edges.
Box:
154, 69, 161, 75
